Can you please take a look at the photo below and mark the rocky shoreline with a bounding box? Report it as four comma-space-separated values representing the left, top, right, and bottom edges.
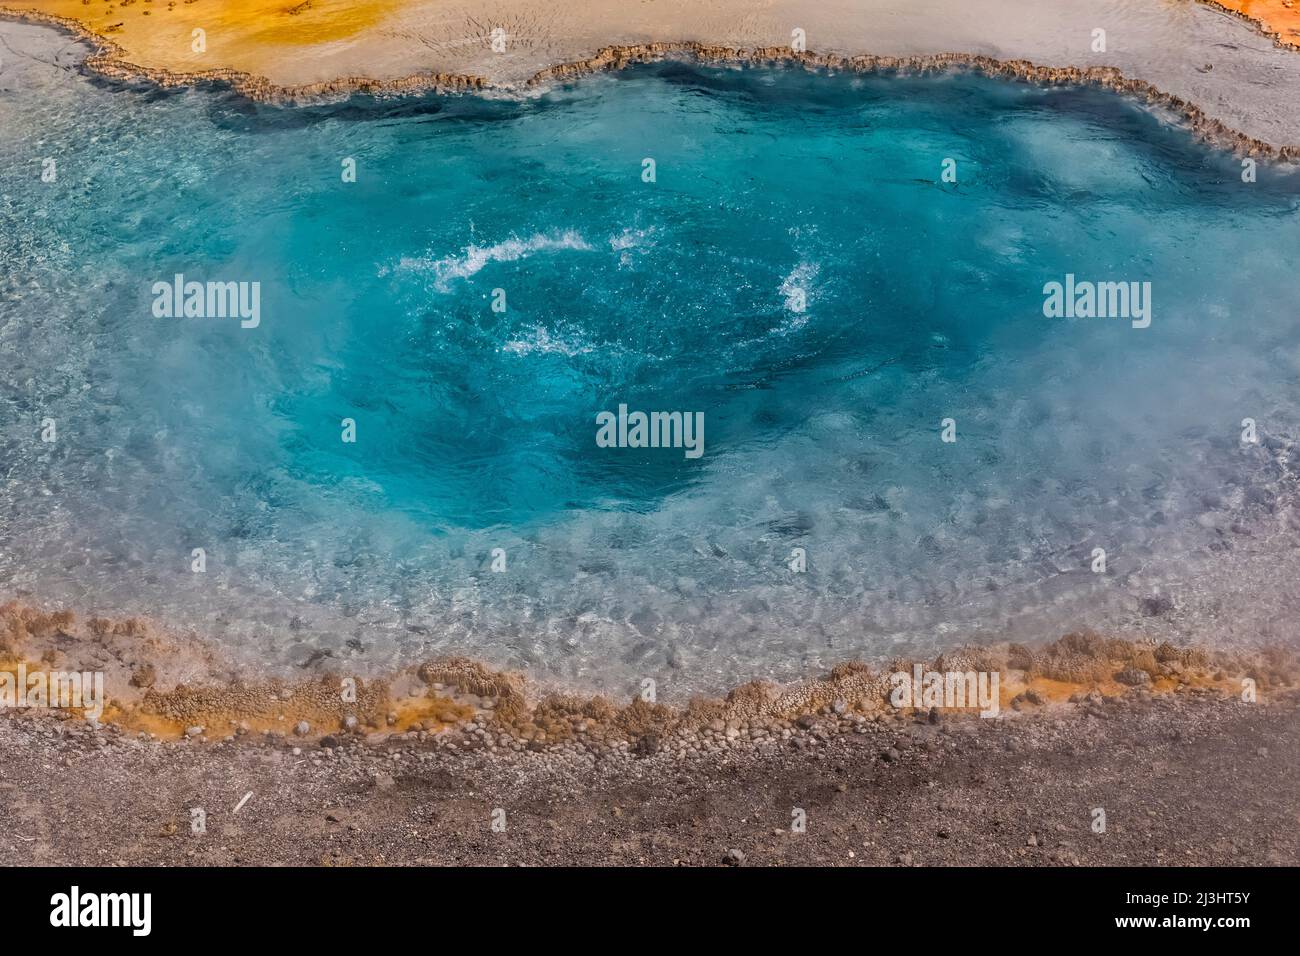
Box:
2, 672, 1295, 865
3, 600, 1296, 751
3, 4, 1300, 160
3, 603, 1298, 866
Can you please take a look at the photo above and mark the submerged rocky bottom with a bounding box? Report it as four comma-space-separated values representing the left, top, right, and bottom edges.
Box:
3, 23, 1300, 698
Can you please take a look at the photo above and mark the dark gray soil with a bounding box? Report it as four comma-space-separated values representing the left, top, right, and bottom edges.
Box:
1, 689, 1296, 866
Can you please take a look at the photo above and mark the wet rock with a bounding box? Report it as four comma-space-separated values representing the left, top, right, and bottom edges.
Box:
1115, 668, 1152, 686
1140, 595, 1175, 617
1012, 688, 1046, 710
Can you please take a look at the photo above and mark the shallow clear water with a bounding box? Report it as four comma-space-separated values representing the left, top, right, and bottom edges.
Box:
2, 36, 1299, 695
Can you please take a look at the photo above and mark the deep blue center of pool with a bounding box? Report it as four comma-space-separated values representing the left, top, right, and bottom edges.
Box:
2, 51, 1298, 691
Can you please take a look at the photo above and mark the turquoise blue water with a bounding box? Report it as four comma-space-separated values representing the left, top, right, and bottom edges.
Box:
2, 31, 1299, 693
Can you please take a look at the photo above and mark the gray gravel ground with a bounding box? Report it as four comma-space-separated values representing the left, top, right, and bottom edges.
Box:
1, 688, 1295, 866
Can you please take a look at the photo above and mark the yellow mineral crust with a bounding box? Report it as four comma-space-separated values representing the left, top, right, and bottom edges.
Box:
1211, 0, 1300, 48
3, 0, 403, 75
2, 602, 1295, 746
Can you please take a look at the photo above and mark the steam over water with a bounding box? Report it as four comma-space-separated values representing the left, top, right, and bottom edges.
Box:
2, 31, 1299, 696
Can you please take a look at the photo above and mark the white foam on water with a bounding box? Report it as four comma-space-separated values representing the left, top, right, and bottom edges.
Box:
777, 261, 819, 331
394, 230, 595, 292
501, 324, 596, 357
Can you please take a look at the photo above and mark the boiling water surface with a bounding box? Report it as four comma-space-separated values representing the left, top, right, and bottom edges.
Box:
2, 28, 1299, 695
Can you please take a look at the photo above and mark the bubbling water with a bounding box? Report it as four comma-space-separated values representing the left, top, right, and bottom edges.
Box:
2, 37, 1299, 697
